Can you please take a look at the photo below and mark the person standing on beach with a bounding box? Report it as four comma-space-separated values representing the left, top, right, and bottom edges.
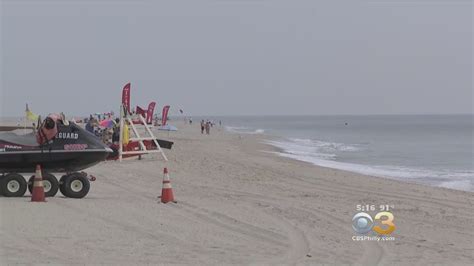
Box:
112, 118, 120, 144
85, 115, 98, 133
205, 121, 211, 135
201, 120, 205, 134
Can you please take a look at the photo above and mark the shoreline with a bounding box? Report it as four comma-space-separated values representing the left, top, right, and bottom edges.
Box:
231, 128, 474, 196
1, 122, 473, 264
234, 128, 474, 194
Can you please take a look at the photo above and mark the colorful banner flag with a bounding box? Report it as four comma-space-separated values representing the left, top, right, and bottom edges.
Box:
146, 102, 156, 125
122, 83, 131, 115
25, 104, 39, 122
162, 105, 170, 126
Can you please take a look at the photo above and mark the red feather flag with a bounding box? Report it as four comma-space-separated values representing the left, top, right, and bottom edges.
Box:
162, 105, 170, 126
122, 83, 131, 114
146, 102, 156, 125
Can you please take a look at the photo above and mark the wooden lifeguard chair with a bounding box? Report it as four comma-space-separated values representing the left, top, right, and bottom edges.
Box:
118, 105, 168, 162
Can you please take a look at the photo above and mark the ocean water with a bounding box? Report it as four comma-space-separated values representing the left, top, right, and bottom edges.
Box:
220, 115, 473, 192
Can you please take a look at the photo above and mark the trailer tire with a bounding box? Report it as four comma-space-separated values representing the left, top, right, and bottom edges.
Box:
60, 173, 90, 198
1, 173, 27, 197
28, 173, 59, 197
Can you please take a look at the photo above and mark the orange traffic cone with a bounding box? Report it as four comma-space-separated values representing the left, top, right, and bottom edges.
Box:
31, 165, 46, 202
160, 167, 176, 203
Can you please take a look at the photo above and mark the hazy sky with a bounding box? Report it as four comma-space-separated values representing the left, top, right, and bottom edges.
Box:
1, 0, 472, 116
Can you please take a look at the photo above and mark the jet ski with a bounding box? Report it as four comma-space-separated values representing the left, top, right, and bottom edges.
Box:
0, 114, 112, 198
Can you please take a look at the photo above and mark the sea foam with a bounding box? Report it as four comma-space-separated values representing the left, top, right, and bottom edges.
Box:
225, 126, 265, 134
265, 137, 474, 192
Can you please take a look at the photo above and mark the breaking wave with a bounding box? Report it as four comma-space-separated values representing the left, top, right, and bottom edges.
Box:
265, 138, 474, 192
225, 126, 265, 135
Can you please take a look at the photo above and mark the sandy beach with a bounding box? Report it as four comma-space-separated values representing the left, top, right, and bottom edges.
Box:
1, 123, 473, 265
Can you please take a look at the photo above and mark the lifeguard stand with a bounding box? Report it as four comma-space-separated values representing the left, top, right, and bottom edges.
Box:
118, 105, 168, 162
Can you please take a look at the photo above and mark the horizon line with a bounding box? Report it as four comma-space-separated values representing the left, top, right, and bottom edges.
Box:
1, 112, 473, 119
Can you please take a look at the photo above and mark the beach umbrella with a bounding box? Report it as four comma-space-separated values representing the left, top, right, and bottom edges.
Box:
100, 119, 115, 128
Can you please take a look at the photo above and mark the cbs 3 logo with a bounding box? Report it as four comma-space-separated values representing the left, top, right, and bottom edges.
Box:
352, 212, 396, 235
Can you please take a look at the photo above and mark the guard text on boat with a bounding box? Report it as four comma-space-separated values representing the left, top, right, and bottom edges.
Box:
57, 132, 79, 139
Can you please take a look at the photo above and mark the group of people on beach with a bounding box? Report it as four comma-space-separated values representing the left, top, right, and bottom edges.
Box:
199, 120, 222, 135
85, 114, 121, 145
201, 120, 211, 135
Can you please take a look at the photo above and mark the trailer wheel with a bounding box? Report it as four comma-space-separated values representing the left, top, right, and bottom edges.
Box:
59, 175, 67, 196
1, 173, 27, 197
60, 173, 90, 198
28, 173, 59, 197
